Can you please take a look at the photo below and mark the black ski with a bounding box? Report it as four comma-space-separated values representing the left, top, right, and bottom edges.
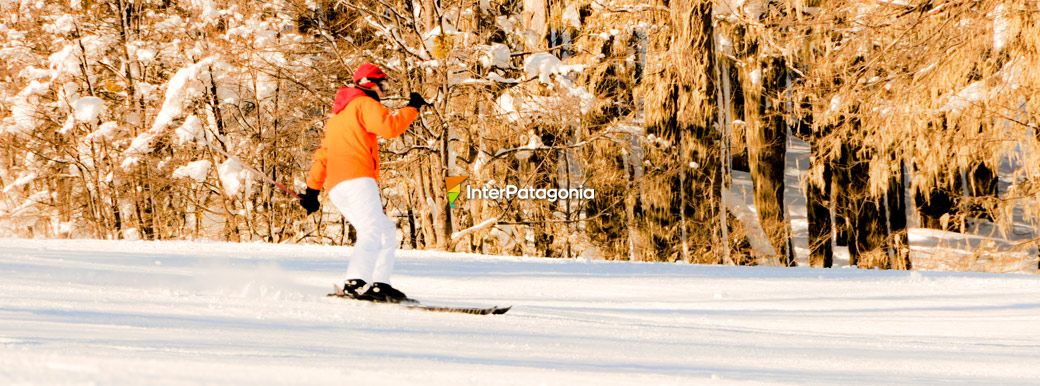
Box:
326, 287, 511, 315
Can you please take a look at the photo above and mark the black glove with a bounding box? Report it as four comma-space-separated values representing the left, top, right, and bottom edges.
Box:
299, 188, 321, 214
406, 92, 429, 109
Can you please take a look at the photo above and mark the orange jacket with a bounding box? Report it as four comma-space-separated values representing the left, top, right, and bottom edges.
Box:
307, 87, 418, 191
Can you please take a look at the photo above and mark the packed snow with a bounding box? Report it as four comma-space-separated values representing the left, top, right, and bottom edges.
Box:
0, 238, 1037, 385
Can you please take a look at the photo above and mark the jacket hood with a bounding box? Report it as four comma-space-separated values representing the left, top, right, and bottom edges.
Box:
331, 87, 379, 114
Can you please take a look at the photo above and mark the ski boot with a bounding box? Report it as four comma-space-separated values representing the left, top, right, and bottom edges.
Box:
357, 282, 410, 303
342, 279, 367, 298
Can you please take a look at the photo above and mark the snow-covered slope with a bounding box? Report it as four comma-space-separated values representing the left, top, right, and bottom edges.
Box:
1, 239, 1038, 385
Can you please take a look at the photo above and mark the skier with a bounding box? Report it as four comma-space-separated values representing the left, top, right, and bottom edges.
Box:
298, 63, 428, 303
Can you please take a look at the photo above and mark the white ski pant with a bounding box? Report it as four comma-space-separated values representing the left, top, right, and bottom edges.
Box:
328, 177, 400, 284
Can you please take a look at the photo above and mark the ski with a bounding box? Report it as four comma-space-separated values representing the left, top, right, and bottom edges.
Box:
326, 287, 511, 315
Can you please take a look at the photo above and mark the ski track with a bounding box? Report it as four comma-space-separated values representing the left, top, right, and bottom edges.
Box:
0, 239, 1038, 385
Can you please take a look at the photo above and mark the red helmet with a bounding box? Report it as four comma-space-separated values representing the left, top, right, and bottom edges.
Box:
353, 63, 387, 88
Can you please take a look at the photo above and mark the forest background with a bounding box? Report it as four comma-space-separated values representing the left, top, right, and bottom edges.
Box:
2, 0, 1038, 272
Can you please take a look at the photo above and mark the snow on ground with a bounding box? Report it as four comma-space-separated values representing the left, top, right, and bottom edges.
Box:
1, 238, 1039, 385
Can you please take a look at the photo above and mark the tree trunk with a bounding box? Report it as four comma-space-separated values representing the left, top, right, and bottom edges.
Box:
806, 139, 833, 267
747, 57, 792, 266
886, 164, 911, 270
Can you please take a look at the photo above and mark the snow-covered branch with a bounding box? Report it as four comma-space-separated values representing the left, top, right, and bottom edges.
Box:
450, 216, 499, 240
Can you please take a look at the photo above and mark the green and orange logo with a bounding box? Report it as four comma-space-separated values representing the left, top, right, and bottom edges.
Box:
445, 176, 467, 208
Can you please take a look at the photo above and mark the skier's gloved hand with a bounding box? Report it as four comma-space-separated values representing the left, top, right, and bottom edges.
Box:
299, 188, 321, 214
406, 92, 429, 109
